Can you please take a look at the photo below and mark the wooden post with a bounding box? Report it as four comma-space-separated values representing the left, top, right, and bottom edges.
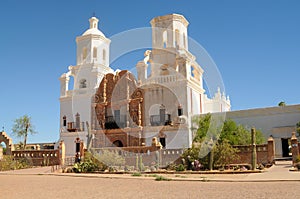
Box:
251, 128, 257, 170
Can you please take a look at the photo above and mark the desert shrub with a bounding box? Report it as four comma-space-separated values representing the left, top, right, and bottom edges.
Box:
131, 172, 142, 177
175, 164, 185, 172
155, 175, 171, 181
73, 152, 108, 173
295, 155, 300, 163
0, 156, 31, 171
165, 163, 176, 170
73, 159, 99, 173
213, 139, 240, 169
94, 150, 125, 168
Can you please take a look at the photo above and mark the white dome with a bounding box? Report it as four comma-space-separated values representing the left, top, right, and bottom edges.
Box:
82, 28, 105, 37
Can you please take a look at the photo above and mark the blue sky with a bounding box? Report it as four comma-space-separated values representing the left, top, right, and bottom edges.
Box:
0, 0, 299, 143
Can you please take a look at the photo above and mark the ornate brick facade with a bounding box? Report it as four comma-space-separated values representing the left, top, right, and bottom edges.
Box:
92, 70, 145, 148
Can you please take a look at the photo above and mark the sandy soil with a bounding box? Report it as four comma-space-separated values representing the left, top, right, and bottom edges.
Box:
0, 174, 300, 199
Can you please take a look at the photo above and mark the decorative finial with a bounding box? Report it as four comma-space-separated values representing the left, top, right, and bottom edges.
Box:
2, 126, 4, 132
92, 12, 96, 17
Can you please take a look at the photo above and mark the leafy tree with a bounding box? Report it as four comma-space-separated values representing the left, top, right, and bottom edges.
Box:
192, 113, 211, 142
186, 115, 266, 169
219, 120, 243, 145
213, 139, 240, 168
11, 115, 36, 150
252, 129, 265, 145
219, 119, 265, 145
278, 101, 286, 106
296, 121, 300, 137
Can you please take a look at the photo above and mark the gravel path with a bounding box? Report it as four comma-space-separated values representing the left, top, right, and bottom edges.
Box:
0, 174, 300, 199
1, 161, 300, 198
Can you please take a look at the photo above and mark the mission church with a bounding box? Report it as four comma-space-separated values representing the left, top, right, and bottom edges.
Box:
59, 14, 231, 157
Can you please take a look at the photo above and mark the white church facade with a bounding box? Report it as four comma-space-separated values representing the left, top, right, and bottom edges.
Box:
59, 14, 230, 157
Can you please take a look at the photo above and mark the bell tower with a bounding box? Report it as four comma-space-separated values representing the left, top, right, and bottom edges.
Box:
59, 16, 113, 156
150, 13, 189, 50
149, 14, 193, 78
76, 16, 110, 68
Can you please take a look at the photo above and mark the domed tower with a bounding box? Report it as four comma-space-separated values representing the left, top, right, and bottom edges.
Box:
59, 16, 113, 156
75, 16, 113, 90
76, 17, 110, 68
135, 14, 206, 149
149, 14, 191, 77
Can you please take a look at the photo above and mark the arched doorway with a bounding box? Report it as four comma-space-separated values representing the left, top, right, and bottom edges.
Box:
0, 132, 13, 155
0, 141, 6, 159
113, 140, 123, 147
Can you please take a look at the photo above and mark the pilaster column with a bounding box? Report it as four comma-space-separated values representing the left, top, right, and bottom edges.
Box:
291, 132, 299, 165
267, 136, 275, 164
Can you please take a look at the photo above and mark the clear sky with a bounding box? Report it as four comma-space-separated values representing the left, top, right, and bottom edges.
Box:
0, 0, 299, 143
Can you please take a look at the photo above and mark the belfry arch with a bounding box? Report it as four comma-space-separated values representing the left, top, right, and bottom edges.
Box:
0, 132, 14, 155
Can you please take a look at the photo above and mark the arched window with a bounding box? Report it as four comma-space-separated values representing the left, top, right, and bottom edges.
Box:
82, 47, 87, 60
102, 49, 106, 64
175, 29, 180, 48
177, 105, 183, 116
93, 47, 97, 59
79, 79, 87, 88
63, 116, 67, 127
163, 30, 167, 48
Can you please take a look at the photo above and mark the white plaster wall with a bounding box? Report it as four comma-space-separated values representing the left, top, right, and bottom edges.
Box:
173, 21, 188, 49
165, 129, 189, 149
60, 99, 73, 126
226, 105, 300, 157
143, 128, 190, 149
91, 39, 110, 66
203, 94, 230, 113
76, 39, 91, 65
72, 94, 93, 127
60, 131, 88, 157
191, 88, 201, 115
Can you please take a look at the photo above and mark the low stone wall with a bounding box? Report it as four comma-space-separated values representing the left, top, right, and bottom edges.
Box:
93, 147, 183, 168
12, 150, 60, 166
124, 149, 183, 167
92, 141, 275, 168
232, 144, 269, 165
161, 149, 184, 165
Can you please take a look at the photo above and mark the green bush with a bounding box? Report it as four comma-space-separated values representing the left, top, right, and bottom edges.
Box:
131, 172, 142, 177
175, 164, 185, 172
94, 150, 125, 168
155, 175, 171, 181
72, 152, 108, 173
73, 159, 99, 173
295, 155, 300, 163
0, 156, 31, 171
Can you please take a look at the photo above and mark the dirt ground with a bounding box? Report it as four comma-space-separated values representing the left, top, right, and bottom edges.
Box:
0, 174, 300, 199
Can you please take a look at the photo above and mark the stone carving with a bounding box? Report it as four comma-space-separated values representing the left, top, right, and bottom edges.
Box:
143, 50, 152, 64
95, 70, 144, 129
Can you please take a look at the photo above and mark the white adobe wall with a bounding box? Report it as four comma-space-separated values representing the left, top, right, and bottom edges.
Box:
226, 104, 300, 157
60, 131, 88, 157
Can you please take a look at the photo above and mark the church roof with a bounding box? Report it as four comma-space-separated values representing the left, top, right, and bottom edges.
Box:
82, 16, 106, 37
82, 28, 105, 37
